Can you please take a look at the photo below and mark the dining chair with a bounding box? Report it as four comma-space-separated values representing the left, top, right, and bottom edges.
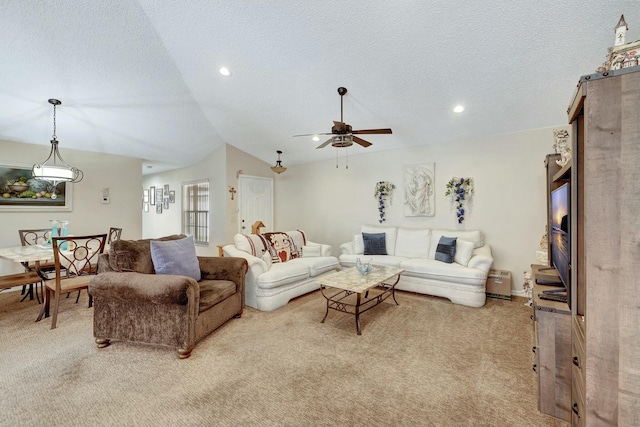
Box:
17, 228, 53, 302
36, 234, 107, 329
108, 227, 122, 244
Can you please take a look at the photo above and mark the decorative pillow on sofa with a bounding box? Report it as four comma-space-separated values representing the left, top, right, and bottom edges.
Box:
435, 236, 457, 263
361, 225, 397, 255
454, 239, 475, 267
302, 245, 322, 257
363, 232, 387, 255
150, 235, 201, 281
263, 230, 306, 263
109, 234, 186, 274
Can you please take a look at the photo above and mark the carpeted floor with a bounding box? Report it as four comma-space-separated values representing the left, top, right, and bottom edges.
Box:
0, 288, 568, 427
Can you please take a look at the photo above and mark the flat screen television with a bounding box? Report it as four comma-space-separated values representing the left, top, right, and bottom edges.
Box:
550, 182, 570, 290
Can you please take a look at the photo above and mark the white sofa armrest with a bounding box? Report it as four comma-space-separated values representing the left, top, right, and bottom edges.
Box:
222, 245, 268, 274
340, 241, 355, 255
306, 241, 332, 257
467, 244, 493, 273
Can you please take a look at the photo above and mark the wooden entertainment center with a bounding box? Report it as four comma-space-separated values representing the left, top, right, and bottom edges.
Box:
534, 67, 640, 426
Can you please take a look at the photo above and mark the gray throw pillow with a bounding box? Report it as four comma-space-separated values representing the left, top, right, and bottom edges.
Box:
435, 236, 457, 263
363, 232, 387, 255
150, 235, 201, 281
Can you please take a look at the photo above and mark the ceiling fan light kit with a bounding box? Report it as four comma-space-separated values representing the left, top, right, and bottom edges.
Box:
32, 99, 84, 197
293, 86, 392, 150
271, 150, 287, 174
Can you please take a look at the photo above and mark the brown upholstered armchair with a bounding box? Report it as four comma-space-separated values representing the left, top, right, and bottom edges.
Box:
89, 235, 248, 359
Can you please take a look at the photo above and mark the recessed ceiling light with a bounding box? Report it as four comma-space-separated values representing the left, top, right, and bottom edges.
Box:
312, 136, 320, 142
219, 67, 231, 77
453, 105, 464, 113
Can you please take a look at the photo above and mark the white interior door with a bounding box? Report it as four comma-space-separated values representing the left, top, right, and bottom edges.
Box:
238, 175, 273, 234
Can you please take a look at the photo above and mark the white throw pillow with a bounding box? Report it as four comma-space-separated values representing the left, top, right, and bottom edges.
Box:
302, 245, 322, 257
454, 239, 475, 267
353, 233, 364, 255
395, 228, 430, 259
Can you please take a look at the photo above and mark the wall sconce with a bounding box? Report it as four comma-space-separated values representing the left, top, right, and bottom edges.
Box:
270, 150, 287, 174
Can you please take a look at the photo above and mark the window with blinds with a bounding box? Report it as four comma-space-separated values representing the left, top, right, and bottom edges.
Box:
182, 180, 209, 245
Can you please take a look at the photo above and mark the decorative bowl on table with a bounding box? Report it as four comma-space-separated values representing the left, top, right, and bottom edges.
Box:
355, 259, 373, 275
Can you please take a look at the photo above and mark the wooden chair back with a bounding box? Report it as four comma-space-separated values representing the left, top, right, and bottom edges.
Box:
39, 234, 107, 329
52, 234, 107, 282
18, 228, 52, 246
108, 227, 123, 244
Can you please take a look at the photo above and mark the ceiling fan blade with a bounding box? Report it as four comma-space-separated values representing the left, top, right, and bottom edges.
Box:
352, 136, 372, 147
293, 132, 334, 137
316, 137, 334, 149
351, 128, 393, 135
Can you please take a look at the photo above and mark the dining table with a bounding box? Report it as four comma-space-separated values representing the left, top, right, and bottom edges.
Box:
0, 244, 59, 321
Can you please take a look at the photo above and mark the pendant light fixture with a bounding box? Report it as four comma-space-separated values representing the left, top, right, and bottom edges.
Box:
271, 150, 287, 174
32, 99, 84, 194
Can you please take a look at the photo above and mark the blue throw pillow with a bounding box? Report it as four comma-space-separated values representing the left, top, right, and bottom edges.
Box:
363, 232, 387, 255
435, 236, 457, 263
150, 235, 201, 281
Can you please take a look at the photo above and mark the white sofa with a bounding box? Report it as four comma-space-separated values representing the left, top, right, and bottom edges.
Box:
222, 230, 339, 311
339, 225, 493, 307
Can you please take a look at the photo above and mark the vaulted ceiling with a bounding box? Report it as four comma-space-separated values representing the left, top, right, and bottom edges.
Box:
0, 1, 636, 174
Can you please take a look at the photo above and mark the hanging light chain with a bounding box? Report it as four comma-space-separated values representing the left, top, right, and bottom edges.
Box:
52, 102, 57, 140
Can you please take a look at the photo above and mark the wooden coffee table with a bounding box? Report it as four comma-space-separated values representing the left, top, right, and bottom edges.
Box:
319, 266, 403, 335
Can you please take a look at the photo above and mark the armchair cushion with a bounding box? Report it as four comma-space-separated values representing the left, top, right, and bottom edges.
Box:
150, 235, 201, 281
199, 280, 236, 312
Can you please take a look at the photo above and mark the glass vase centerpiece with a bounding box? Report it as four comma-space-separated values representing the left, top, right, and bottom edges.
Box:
48, 219, 70, 249
355, 258, 373, 275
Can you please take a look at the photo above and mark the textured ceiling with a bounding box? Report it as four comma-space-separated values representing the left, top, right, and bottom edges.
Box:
0, 1, 637, 174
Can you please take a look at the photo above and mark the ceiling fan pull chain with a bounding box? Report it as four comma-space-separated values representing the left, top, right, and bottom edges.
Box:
346, 147, 349, 169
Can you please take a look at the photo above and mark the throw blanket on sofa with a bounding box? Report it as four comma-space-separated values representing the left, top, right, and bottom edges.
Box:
236, 230, 307, 263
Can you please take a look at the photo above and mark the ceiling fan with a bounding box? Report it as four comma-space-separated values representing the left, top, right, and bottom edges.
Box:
293, 87, 392, 149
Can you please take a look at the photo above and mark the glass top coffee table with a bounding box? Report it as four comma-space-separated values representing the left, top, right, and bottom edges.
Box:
319, 266, 404, 335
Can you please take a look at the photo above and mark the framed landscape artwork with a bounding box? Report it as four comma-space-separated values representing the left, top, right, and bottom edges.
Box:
0, 163, 72, 211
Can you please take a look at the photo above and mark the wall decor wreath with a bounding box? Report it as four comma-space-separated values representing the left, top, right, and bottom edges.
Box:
445, 177, 474, 224
374, 181, 396, 223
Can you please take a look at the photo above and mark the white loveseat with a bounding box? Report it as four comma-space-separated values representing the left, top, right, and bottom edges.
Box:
339, 225, 493, 307
222, 230, 339, 311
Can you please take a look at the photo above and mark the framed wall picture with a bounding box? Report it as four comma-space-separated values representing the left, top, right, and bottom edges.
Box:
164, 184, 170, 196
0, 163, 72, 211
144, 203, 149, 212
143, 189, 149, 203
403, 163, 435, 217
169, 190, 175, 203
155, 188, 163, 206
156, 203, 162, 214
150, 186, 156, 205
163, 198, 169, 210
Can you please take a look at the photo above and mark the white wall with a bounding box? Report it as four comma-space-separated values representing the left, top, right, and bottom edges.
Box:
0, 139, 142, 275
273, 126, 569, 294
142, 144, 272, 256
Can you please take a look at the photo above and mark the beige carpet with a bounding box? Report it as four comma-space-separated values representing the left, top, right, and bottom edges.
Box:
0, 288, 568, 427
